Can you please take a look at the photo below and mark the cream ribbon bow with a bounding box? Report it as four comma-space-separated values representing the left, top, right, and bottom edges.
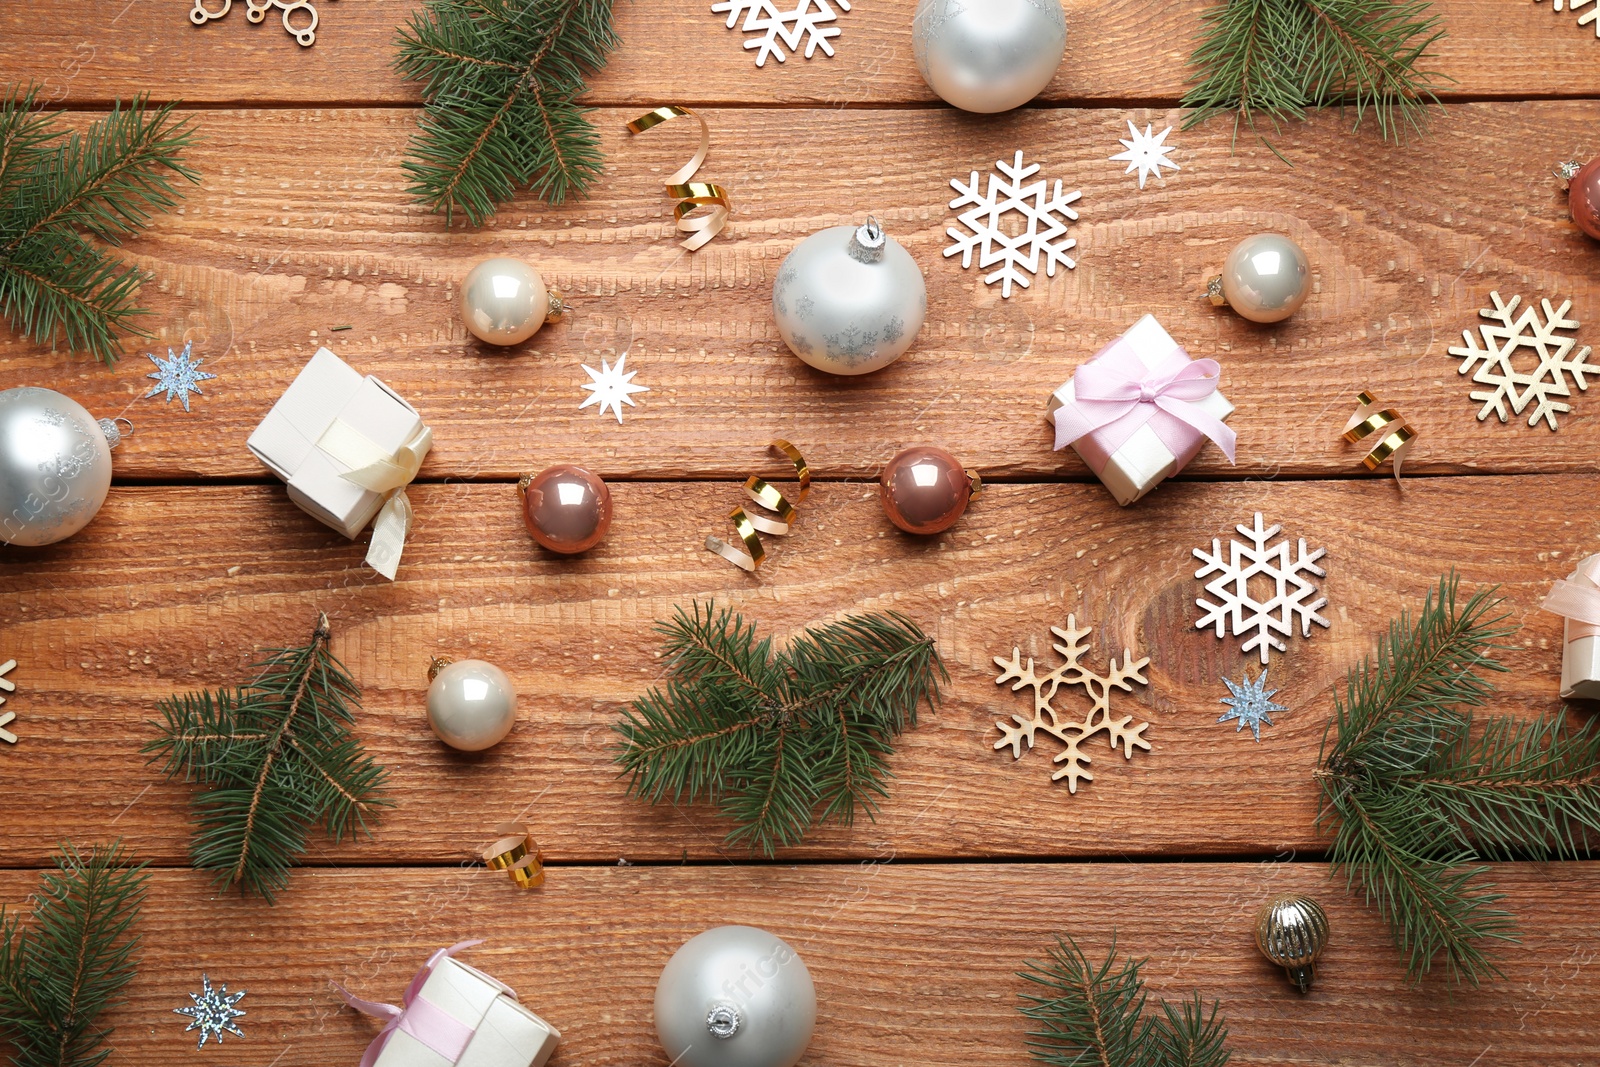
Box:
316, 419, 432, 580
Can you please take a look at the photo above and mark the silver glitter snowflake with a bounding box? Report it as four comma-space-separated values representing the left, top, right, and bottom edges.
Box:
711, 0, 852, 67
174, 974, 246, 1049
1109, 120, 1179, 189
946, 150, 1081, 298
1447, 291, 1596, 431
144, 341, 217, 413
1217, 669, 1287, 742
1194, 512, 1329, 664
579, 353, 649, 424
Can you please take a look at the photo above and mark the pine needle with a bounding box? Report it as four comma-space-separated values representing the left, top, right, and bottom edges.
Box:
144, 613, 390, 904
0, 843, 149, 1067
614, 603, 946, 855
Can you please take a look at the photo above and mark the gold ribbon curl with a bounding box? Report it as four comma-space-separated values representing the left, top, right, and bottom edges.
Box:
481, 823, 545, 889
626, 106, 731, 252
1341, 391, 1416, 484
705, 441, 811, 572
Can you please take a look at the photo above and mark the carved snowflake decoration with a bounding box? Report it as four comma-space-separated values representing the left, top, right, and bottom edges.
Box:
578, 353, 649, 424
174, 974, 246, 1049
946, 150, 1081, 298
1534, 0, 1600, 37
711, 0, 852, 67
1109, 121, 1180, 189
144, 341, 217, 413
0, 659, 14, 745
1194, 513, 1329, 664
1447, 291, 1597, 431
993, 615, 1151, 793
1217, 669, 1286, 742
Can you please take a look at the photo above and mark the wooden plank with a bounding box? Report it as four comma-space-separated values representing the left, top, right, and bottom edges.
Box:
0, 476, 1587, 867
0, 862, 1594, 1066
4, 103, 1600, 481
3, 0, 1597, 106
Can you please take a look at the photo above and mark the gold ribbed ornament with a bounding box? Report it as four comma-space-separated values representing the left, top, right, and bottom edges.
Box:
1255, 893, 1329, 993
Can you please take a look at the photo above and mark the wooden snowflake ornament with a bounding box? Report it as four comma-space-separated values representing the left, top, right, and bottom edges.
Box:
992, 616, 1151, 792
0, 659, 16, 744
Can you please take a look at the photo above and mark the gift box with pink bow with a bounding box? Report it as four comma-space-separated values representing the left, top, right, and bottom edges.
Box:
1047, 315, 1237, 506
1542, 554, 1600, 700
335, 942, 560, 1067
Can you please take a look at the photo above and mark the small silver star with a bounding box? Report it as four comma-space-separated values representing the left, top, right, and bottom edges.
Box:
578, 353, 649, 424
143, 342, 217, 412
1217, 669, 1287, 742
173, 974, 246, 1049
1109, 120, 1179, 189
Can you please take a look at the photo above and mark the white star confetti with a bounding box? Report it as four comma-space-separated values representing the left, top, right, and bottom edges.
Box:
1109, 120, 1179, 189
1218, 669, 1287, 742
144, 342, 217, 413
579, 353, 649, 424
174, 974, 246, 1049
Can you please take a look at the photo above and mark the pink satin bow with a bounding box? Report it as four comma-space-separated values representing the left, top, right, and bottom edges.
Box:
1542, 556, 1600, 642
1052, 337, 1237, 469
334, 940, 501, 1067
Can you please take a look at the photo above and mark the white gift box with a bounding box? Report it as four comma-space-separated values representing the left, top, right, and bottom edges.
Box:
1554, 553, 1600, 701
371, 957, 560, 1067
1047, 315, 1235, 506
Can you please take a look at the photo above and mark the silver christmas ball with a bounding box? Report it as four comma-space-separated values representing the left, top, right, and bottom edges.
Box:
1209, 233, 1311, 324
425, 658, 518, 752
459, 256, 566, 347
773, 218, 927, 376
1255, 893, 1330, 993
655, 925, 817, 1067
913, 0, 1068, 113
0, 387, 115, 547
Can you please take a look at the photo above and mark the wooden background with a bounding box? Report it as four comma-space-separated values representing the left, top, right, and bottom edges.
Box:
3, 1, 1600, 1064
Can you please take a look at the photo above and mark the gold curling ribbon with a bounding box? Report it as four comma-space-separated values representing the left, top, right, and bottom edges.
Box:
481, 822, 545, 889
626, 106, 731, 252
1342, 391, 1417, 483
705, 440, 811, 572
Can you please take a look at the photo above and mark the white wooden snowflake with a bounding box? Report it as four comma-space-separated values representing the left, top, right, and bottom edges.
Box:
0, 660, 14, 745
1194, 513, 1329, 664
1109, 121, 1179, 189
711, 0, 852, 66
1447, 291, 1597, 431
946, 151, 1080, 298
1535, 0, 1600, 37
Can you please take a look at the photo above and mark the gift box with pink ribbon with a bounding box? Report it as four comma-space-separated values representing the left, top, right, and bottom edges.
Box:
1541, 554, 1600, 700
335, 942, 560, 1067
1047, 315, 1237, 506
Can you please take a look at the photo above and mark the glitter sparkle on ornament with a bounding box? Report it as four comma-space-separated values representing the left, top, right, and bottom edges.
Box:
945, 150, 1080, 298
579, 353, 649, 423
1218, 669, 1287, 742
174, 974, 246, 1049
1109, 120, 1179, 189
144, 342, 217, 413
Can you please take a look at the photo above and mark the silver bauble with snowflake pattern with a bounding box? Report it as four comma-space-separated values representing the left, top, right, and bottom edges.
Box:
913, 0, 1067, 113
0, 387, 117, 547
773, 218, 926, 376
654, 925, 816, 1067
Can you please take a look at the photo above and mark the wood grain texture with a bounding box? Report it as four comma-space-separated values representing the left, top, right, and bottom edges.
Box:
0, 476, 1591, 867
4, 103, 1600, 481
2, 0, 1597, 106
1, 863, 1595, 1067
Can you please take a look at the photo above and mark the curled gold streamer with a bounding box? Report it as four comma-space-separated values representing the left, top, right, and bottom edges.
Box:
1341, 391, 1416, 483
481, 822, 545, 889
627, 106, 731, 252
705, 440, 811, 572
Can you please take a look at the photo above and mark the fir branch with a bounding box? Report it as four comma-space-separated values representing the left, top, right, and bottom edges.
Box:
0, 843, 149, 1067
144, 613, 390, 904
0, 87, 198, 364
1317, 571, 1600, 984
394, 0, 619, 226
614, 603, 946, 855
1018, 935, 1231, 1067
1181, 0, 1447, 155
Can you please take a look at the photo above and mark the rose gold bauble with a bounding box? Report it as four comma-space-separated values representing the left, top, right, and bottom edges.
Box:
519, 465, 612, 554
879, 445, 974, 535
1569, 158, 1600, 240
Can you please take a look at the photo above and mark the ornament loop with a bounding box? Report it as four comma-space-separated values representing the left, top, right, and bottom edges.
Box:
427, 656, 454, 682
850, 216, 888, 263
97, 416, 134, 450
706, 1003, 741, 1039
546, 289, 567, 324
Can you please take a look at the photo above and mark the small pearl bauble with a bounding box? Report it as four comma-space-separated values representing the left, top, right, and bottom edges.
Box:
1563, 158, 1600, 240
880, 445, 978, 535
0, 387, 116, 547
459, 256, 566, 346
518, 464, 612, 554
654, 925, 816, 1067
426, 658, 518, 752
1255, 893, 1330, 993
773, 218, 927, 376
1207, 234, 1311, 324
912, 0, 1068, 113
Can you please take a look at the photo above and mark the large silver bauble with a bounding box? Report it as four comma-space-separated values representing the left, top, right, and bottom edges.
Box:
773, 219, 926, 376
913, 0, 1068, 113
0, 387, 114, 547
654, 925, 817, 1067
426, 658, 518, 752
459, 256, 565, 347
